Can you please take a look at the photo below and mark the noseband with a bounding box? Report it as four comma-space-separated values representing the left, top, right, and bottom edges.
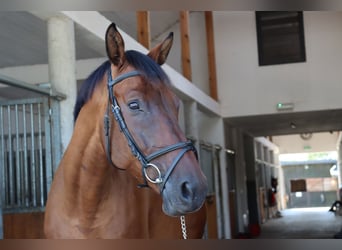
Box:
104, 69, 198, 193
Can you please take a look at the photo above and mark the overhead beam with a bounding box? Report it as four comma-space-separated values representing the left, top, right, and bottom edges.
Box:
205, 11, 218, 101
61, 11, 146, 52
0, 57, 107, 85
0, 73, 65, 100
179, 11, 192, 81
136, 11, 150, 49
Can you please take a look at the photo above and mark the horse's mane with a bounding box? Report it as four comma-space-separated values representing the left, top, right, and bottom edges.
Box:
73, 50, 170, 122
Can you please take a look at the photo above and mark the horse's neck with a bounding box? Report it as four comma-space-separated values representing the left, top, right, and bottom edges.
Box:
61, 120, 109, 217
62, 135, 154, 235
60, 99, 150, 232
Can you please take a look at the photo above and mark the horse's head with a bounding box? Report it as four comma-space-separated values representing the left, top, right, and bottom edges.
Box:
104, 23, 208, 216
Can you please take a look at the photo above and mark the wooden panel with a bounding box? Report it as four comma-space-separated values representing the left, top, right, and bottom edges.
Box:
0, 211, 2, 239
179, 11, 192, 81
136, 11, 150, 49
205, 194, 218, 239
204, 11, 218, 101
291, 179, 307, 192
3, 212, 45, 238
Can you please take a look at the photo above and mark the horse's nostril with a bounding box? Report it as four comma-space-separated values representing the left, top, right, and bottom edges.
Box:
181, 181, 194, 201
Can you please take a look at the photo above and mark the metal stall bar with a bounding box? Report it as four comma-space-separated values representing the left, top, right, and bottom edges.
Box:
29, 103, 37, 208
7, 106, 14, 207
37, 103, 44, 207
0, 106, 5, 206
22, 104, 29, 207
14, 105, 21, 207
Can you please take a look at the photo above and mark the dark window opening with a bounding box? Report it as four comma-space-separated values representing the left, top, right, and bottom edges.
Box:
256, 11, 306, 66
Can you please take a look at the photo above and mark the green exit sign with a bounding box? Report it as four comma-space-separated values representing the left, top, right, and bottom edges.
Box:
276, 102, 294, 111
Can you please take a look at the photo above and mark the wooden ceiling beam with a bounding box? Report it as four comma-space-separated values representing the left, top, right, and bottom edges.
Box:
180, 11, 192, 81
136, 11, 150, 49
205, 11, 218, 101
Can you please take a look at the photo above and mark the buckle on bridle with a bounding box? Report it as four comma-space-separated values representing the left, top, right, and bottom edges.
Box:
143, 163, 163, 184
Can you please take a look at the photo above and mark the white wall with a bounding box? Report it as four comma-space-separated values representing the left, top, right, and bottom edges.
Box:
197, 110, 224, 145
189, 12, 210, 96
213, 11, 342, 118
152, 12, 210, 97
272, 131, 340, 154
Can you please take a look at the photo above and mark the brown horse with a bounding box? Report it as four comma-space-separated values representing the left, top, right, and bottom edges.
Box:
44, 23, 208, 239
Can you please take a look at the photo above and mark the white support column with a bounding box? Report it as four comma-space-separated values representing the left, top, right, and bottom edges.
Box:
214, 117, 232, 239
216, 119, 231, 239
47, 15, 77, 153
337, 141, 342, 189
183, 101, 199, 149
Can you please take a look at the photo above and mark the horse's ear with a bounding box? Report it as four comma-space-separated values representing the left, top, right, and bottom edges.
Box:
147, 32, 173, 65
105, 23, 126, 68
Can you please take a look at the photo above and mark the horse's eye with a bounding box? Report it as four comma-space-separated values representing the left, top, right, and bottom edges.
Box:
128, 101, 140, 110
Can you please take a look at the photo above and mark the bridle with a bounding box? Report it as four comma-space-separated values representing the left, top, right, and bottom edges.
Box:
104, 69, 198, 193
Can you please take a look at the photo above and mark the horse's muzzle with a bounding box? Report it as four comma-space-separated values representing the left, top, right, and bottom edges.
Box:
161, 175, 208, 216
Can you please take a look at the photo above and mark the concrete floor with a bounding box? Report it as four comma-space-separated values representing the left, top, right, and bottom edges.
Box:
258, 207, 342, 239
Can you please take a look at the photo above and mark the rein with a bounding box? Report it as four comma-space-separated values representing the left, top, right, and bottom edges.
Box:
104, 69, 198, 193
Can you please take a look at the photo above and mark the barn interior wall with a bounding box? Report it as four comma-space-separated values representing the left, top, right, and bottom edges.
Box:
282, 162, 338, 208
272, 132, 340, 154
213, 11, 342, 118
151, 12, 210, 97
151, 11, 342, 123
3, 11, 340, 239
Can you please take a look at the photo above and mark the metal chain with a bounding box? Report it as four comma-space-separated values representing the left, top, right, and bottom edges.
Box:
180, 215, 187, 239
